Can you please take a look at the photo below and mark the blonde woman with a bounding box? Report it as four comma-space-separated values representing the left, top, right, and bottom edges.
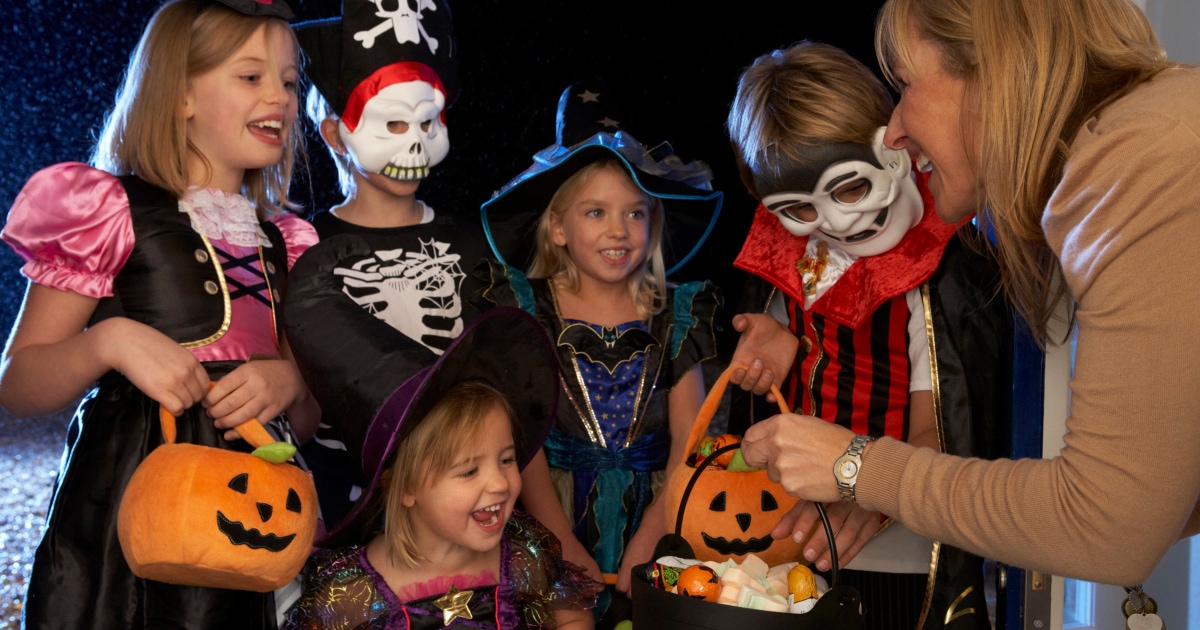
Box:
743, 0, 1200, 586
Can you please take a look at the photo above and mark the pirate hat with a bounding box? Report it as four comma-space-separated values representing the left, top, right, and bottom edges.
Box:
212, 0, 294, 20
481, 79, 723, 275
295, 0, 458, 129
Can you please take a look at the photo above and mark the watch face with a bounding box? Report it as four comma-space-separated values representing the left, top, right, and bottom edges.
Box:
838, 459, 859, 479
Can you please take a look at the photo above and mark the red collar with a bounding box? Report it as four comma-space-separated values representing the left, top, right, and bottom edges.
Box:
734, 172, 960, 328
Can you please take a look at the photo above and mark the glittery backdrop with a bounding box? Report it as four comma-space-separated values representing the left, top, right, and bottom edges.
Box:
0, 0, 887, 347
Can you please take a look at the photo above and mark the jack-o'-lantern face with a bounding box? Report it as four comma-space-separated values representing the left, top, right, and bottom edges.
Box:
118, 441, 319, 592
217, 471, 306, 552
664, 464, 806, 566
699, 488, 780, 556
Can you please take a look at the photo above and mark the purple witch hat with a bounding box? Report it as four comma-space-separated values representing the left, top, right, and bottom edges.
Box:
317, 306, 559, 547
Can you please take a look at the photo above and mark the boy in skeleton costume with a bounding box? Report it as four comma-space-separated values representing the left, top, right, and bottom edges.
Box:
727, 42, 1010, 630
285, 0, 492, 530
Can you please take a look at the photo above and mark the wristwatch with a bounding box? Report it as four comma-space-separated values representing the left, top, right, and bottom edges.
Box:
833, 434, 875, 503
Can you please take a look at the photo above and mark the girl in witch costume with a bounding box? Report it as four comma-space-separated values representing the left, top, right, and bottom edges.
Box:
283, 308, 599, 629
726, 43, 1009, 629
474, 81, 723, 627
0, 1, 318, 627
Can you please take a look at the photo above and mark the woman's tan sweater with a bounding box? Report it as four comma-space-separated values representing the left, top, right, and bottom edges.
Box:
857, 66, 1200, 585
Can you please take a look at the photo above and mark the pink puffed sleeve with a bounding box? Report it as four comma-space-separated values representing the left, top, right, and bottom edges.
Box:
1, 162, 135, 298
268, 211, 318, 271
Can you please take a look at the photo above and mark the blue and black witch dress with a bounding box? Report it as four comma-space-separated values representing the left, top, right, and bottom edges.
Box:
474, 262, 719, 618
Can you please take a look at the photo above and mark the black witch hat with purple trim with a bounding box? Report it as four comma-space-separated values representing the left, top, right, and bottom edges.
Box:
313, 306, 559, 547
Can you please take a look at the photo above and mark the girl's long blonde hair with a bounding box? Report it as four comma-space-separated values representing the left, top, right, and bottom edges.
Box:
91, 0, 301, 218
528, 159, 668, 319
876, 0, 1174, 345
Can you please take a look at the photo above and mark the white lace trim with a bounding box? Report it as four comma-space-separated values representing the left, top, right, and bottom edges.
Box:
179, 187, 272, 248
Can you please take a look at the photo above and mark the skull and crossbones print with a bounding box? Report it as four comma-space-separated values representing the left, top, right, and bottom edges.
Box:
354, 0, 440, 52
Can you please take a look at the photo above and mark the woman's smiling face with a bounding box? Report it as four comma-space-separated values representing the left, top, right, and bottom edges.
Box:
882, 28, 983, 223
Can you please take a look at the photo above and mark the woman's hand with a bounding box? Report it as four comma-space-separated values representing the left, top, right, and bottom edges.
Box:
740, 413, 857, 503
729, 313, 799, 399
205, 358, 306, 438
771, 500, 880, 571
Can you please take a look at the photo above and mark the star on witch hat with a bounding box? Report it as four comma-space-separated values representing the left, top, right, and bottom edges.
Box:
480, 79, 723, 275
295, 0, 459, 130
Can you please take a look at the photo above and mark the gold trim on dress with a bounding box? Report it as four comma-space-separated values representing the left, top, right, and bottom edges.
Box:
916, 540, 941, 629
550, 282, 606, 447
917, 282, 944, 629
257, 245, 279, 346
923, 283, 947, 453
624, 323, 666, 448
181, 232, 231, 349
945, 585, 977, 625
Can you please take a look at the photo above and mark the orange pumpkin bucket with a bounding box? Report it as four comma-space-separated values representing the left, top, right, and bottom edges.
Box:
117, 405, 318, 592
661, 364, 806, 566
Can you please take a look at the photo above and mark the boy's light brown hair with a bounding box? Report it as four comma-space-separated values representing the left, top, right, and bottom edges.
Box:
726, 41, 893, 197
379, 380, 517, 567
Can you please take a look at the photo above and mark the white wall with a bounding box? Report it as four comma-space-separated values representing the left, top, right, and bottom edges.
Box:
1139, 0, 1200, 64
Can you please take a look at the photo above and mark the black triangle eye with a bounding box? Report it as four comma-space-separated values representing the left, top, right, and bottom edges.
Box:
228, 473, 249, 494
761, 490, 779, 512
709, 491, 727, 512
286, 488, 302, 513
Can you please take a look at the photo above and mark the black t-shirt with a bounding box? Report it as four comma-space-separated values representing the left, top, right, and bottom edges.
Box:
307, 207, 493, 354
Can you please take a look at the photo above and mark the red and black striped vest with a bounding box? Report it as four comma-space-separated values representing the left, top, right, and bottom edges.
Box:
782, 291, 912, 441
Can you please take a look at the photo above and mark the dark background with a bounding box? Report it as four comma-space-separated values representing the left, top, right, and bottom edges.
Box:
0, 0, 887, 358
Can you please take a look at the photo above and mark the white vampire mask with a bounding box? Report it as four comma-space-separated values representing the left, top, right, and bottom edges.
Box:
339, 80, 449, 182
760, 128, 923, 257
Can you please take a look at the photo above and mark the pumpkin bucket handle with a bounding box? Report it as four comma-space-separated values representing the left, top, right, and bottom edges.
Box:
683, 363, 788, 460
675, 442, 842, 587
157, 405, 277, 450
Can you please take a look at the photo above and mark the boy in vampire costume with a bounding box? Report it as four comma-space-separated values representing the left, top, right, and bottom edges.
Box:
286, 0, 493, 531
727, 42, 1012, 629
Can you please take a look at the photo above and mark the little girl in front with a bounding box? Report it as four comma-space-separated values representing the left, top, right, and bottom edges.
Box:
476, 81, 723, 627
0, 1, 317, 627
284, 308, 598, 629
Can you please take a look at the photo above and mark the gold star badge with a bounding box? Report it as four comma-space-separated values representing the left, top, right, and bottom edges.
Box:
577, 89, 601, 103
434, 584, 474, 626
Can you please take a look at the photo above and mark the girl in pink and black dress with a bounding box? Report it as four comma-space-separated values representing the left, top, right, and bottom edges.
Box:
0, 1, 317, 627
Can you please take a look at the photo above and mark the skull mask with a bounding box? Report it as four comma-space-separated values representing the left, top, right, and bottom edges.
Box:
339, 80, 449, 182
760, 128, 923, 257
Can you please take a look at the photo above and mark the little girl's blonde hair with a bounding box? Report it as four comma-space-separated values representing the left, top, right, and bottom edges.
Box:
528, 159, 669, 318
91, 0, 301, 218
380, 381, 518, 568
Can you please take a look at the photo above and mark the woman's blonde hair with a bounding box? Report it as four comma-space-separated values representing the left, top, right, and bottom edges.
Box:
528, 159, 668, 318
727, 41, 894, 194
876, 0, 1174, 344
91, 0, 302, 218
380, 381, 517, 568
